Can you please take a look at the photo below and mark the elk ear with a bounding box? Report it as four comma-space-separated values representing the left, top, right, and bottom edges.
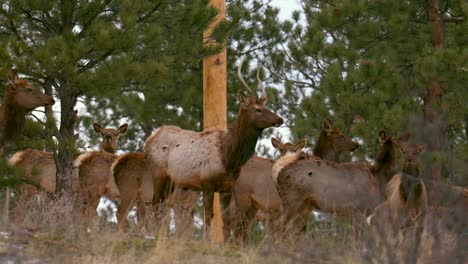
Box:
296, 139, 308, 149
238, 91, 251, 108
324, 118, 333, 133
117, 123, 128, 135
417, 144, 426, 153
271, 137, 281, 149
93, 123, 102, 133
379, 130, 387, 143
8, 68, 18, 83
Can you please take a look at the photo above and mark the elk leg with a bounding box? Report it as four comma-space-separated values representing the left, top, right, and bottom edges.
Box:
202, 190, 214, 235
136, 199, 146, 231
117, 198, 135, 232
231, 189, 253, 241
173, 188, 197, 236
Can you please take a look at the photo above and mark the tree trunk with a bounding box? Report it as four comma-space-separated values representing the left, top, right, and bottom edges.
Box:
55, 82, 77, 194
424, 0, 445, 183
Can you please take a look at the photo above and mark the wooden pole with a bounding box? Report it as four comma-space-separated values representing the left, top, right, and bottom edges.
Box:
203, 0, 226, 243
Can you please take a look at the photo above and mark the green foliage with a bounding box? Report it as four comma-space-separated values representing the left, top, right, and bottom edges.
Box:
243, 0, 466, 182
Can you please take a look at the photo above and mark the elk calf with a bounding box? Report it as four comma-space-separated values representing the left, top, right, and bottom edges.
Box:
10, 123, 127, 194
73, 123, 128, 219
229, 137, 307, 241
366, 137, 428, 262
111, 152, 173, 232
370, 130, 405, 195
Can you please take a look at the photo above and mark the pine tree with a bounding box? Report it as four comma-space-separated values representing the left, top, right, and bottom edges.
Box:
0, 0, 230, 192
249, 0, 466, 184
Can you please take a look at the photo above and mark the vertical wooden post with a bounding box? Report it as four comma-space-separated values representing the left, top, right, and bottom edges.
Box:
203, 0, 226, 243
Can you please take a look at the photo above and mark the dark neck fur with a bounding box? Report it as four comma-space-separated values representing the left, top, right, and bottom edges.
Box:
0, 91, 27, 148
313, 131, 338, 162
221, 108, 263, 177
402, 162, 420, 177
371, 143, 397, 180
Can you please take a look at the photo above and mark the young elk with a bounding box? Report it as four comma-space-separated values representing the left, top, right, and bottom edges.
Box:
9, 123, 128, 196
73, 123, 128, 219
366, 139, 428, 263
144, 59, 283, 233
0, 68, 55, 155
313, 118, 359, 162
229, 137, 307, 241
111, 152, 170, 232
370, 130, 406, 195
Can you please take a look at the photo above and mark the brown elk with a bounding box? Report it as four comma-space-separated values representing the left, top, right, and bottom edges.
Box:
111, 152, 170, 232
0, 68, 55, 155
313, 118, 359, 162
370, 130, 405, 195
366, 138, 428, 263
228, 137, 307, 241
367, 137, 467, 263
72, 123, 128, 219
274, 130, 385, 233
230, 119, 359, 241
9, 123, 127, 219
144, 59, 283, 233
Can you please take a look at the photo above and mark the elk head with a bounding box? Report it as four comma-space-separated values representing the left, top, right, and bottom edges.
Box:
237, 59, 283, 130
377, 130, 401, 158
93, 122, 128, 154
323, 118, 359, 152
271, 137, 307, 156
7, 68, 55, 111
400, 142, 425, 176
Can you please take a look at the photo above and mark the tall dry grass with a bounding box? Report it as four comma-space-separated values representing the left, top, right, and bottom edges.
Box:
0, 190, 466, 264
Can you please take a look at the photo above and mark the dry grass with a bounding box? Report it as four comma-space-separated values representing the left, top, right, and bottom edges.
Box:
0, 192, 466, 264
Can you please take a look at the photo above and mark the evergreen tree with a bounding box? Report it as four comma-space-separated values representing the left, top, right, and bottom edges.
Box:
249, 0, 466, 183
0, 0, 229, 192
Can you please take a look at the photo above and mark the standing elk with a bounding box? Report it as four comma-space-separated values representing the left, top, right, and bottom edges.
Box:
273, 130, 392, 233
230, 118, 359, 241
1, 68, 54, 222
72, 123, 128, 220
228, 137, 307, 241
9, 123, 127, 200
111, 152, 167, 232
370, 130, 408, 195
143, 59, 283, 234
0, 68, 55, 155
367, 139, 468, 263
366, 139, 428, 263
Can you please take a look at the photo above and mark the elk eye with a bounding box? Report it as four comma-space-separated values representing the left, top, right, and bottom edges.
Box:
255, 108, 262, 113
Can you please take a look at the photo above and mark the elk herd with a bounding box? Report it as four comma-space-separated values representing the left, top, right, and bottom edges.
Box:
1, 64, 466, 261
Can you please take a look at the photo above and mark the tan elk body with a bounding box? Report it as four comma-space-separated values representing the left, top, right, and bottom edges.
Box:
273, 128, 391, 231
72, 123, 128, 219
143, 59, 283, 232
366, 140, 428, 263
10, 123, 127, 196
229, 138, 307, 240
230, 119, 358, 240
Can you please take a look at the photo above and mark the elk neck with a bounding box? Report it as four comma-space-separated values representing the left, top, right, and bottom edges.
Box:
221, 108, 263, 175
372, 142, 397, 177
0, 91, 28, 146
402, 162, 421, 177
